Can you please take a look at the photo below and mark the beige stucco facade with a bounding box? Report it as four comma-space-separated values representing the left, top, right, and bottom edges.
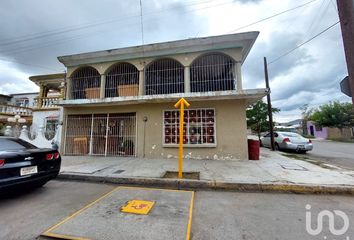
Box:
62, 99, 248, 160
56, 32, 266, 161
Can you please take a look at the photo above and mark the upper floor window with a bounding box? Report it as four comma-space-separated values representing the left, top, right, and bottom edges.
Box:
71, 67, 100, 99
145, 58, 184, 95
106, 63, 139, 98
190, 53, 235, 92
15, 98, 29, 107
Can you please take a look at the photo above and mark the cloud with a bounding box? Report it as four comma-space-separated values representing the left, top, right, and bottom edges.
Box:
0, 0, 350, 122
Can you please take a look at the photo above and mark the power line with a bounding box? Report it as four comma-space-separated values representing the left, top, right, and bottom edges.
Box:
1, 0, 236, 55
227, 0, 319, 33
268, 21, 339, 65
139, 0, 145, 46
0, 0, 231, 48
0, 57, 62, 71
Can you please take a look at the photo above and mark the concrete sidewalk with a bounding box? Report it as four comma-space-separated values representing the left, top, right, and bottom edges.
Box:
59, 149, 354, 194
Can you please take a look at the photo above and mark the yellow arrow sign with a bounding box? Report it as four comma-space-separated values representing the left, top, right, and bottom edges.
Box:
174, 98, 190, 179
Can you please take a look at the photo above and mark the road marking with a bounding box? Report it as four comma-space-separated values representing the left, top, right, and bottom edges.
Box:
121, 200, 155, 215
42, 186, 120, 237
186, 191, 195, 240
42, 232, 90, 240
41, 186, 195, 240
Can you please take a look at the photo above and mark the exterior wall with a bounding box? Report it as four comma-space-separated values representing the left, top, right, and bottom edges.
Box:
327, 127, 353, 139
10, 93, 38, 107
61, 99, 248, 160
66, 49, 242, 78
32, 109, 60, 130
307, 121, 328, 138
307, 121, 354, 139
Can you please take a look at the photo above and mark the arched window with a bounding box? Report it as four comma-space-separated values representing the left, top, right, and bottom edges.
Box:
145, 58, 184, 95
106, 63, 139, 97
71, 67, 100, 99
190, 53, 235, 92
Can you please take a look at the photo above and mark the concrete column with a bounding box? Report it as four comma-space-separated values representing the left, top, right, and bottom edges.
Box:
65, 77, 72, 100
38, 85, 44, 108
139, 70, 144, 95
236, 62, 242, 90
184, 66, 191, 93
100, 74, 106, 99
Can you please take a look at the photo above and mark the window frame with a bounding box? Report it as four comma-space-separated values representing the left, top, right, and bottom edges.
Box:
162, 108, 217, 148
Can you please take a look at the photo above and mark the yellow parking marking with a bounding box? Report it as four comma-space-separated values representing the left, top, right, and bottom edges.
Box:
119, 185, 193, 193
42, 186, 120, 237
121, 200, 155, 215
42, 232, 90, 240
186, 191, 194, 240
41, 186, 195, 240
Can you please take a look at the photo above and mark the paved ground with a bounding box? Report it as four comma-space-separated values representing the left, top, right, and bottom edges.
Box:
307, 140, 354, 170
60, 148, 354, 187
0, 180, 114, 240
1, 180, 354, 240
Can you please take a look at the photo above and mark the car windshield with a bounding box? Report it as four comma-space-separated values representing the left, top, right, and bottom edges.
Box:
0, 138, 37, 151
280, 132, 301, 137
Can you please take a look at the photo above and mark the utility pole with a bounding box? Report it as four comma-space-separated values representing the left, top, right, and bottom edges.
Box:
264, 57, 275, 151
337, 0, 354, 104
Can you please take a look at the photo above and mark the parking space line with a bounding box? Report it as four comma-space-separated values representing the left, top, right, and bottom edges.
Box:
42, 186, 120, 237
41, 186, 195, 240
42, 232, 90, 240
186, 191, 195, 240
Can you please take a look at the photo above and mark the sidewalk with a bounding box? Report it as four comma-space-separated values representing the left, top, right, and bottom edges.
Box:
59, 149, 354, 194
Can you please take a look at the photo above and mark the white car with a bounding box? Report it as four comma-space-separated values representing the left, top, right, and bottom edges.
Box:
260, 131, 313, 153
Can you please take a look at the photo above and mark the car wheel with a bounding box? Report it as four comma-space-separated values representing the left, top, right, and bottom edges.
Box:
260, 140, 263, 147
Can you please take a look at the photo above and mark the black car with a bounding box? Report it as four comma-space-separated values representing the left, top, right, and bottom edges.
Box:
0, 137, 61, 190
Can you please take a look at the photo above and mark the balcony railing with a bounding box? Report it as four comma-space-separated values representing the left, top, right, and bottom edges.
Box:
34, 97, 62, 109
0, 104, 33, 116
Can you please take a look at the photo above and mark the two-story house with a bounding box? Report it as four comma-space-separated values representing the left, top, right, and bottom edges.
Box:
57, 31, 267, 160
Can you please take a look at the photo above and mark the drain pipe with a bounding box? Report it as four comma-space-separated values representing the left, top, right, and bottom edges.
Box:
143, 116, 148, 158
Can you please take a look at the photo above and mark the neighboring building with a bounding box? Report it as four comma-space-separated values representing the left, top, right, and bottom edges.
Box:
29, 73, 65, 140
56, 32, 267, 160
307, 121, 354, 139
0, 92, 36, 125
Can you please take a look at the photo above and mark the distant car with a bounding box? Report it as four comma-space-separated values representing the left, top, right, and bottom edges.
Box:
0, 137, 61, 190
260, 131, 313, 153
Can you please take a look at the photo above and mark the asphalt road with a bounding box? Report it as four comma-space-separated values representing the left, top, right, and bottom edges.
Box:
1, 180, 354, 240
306, 140, 354, 169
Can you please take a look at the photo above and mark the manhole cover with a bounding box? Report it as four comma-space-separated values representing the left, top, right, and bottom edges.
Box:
163, 171, 200, 180
279, 163, 307, 171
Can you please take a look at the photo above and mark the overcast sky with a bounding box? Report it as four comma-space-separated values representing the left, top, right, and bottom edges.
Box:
0, 0, 351, 122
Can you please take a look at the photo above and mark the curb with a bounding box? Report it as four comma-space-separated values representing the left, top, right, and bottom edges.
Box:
57, 173, 354, 195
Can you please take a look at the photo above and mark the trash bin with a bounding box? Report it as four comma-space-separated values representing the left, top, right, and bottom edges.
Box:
248, 139, 260, 160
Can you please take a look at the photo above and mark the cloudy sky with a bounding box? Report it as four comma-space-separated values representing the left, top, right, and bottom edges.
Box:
0, 0, 351, 122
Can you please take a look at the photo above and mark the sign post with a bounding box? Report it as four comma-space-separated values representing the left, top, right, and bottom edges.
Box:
174, 98, 190, 179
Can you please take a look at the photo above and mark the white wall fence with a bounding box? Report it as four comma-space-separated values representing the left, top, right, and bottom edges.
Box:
4, 125, 61, 150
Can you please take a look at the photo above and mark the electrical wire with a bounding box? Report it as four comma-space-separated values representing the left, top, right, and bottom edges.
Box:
0, 57, 62, 71
0, 0, 231, 48
268, 21, 339, 65
227, 0, 319, 33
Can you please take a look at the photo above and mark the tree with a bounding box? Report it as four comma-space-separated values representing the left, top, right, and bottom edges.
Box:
246, 100, 280, 140
299, 104, 313, 135
309, 101, 354, 131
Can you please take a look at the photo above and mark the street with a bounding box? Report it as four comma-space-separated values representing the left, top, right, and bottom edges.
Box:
1, 180, 353, 240
306, 140, 354, 170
